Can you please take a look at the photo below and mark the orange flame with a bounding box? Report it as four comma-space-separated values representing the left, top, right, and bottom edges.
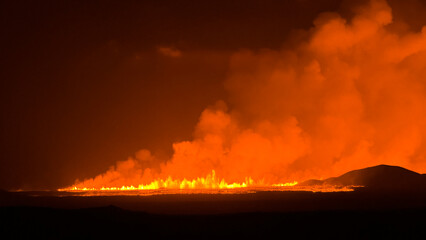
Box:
59, 169, 357, 194
59, 170, 298, 191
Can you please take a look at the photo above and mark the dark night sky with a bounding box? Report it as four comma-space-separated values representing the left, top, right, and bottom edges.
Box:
1, 0, 426, 190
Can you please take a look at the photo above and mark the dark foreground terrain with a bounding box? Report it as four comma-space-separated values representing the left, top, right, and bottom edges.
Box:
1, 189, 426, 239
1, 165, 426, 239
2, 205, 426, 239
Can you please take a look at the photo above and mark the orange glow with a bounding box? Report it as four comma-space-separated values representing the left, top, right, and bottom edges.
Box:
61, 0, 426, 194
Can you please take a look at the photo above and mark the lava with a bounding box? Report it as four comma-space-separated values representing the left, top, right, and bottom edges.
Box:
60, 170, 298, 191
59, 170, 356, 195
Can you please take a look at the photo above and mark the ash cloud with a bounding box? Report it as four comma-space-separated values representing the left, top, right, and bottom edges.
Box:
74, 0, 426, 188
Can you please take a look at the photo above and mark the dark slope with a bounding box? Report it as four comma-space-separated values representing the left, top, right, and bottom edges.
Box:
2, 205, 426, 239
302, 165, 426, 191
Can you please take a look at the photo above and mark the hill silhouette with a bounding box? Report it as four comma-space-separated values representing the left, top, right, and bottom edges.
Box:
302, 165, 426, 191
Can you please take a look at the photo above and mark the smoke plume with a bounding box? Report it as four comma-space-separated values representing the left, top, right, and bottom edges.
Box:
73, 0, 426, 188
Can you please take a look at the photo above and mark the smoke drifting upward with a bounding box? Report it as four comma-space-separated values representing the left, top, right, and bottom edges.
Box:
73, 0, 426, 188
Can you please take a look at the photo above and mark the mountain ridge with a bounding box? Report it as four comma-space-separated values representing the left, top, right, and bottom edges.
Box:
301, 164, 426, 191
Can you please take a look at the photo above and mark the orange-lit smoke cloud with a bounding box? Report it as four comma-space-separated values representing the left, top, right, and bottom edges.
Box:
73, 0, 426, 188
